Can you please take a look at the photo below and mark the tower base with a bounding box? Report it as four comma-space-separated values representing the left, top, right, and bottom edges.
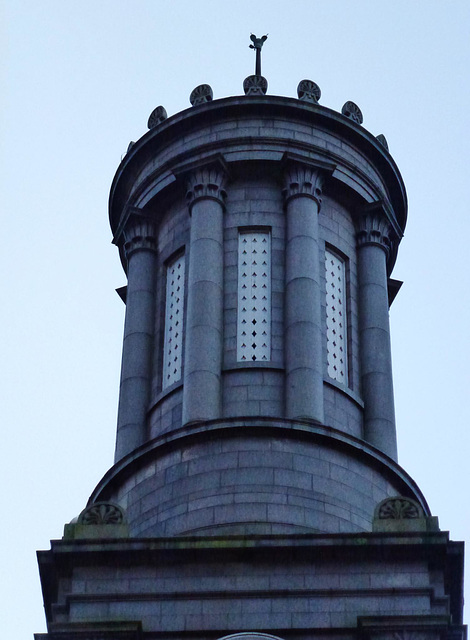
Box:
36, 531, 465, 640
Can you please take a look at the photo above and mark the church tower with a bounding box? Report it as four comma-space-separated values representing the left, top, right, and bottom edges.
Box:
36, 43, 465, 640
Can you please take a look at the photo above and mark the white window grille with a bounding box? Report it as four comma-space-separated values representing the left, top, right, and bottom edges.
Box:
237, 231, 271, 362
163, 254, 185, 388
325, 249, 348, 384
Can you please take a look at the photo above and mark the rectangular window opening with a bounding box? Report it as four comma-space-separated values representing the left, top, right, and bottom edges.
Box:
237, 230, 271, 362
325, 248, 348, 385
163, 253, 185, 389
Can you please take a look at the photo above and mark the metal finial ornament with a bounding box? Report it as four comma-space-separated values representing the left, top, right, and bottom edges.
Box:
249, 33, 268, 76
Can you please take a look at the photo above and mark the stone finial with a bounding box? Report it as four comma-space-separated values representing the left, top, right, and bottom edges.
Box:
356, 211, 392, 254
282, 163, 325, 207
243, 75, 268, 96
376, 134, 389, 151
186, 165, 227, 211
147, 105, 168, 129
190, 84, 213, 106
78, 502, 125, 525
122, 209, 158, 260
341, 101, 363, 124
297, 79, 321, 104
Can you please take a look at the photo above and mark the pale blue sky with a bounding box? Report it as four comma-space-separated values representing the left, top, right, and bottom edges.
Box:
2, 1, 470, 636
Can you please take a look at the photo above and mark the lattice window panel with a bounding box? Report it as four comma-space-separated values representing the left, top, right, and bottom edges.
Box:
237, 231, 271, 362
325, 249, 348, 384
163, 254, 185, 388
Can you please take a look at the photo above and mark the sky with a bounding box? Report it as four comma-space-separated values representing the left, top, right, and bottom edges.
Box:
2, 1, 470, 637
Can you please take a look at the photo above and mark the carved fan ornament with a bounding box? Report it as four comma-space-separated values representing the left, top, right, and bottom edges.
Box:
189, 84, 213, 106
78, 502, 125, 525
378, 498, 421, 520
297, 79, 321, 103
147, 105, 168, 130
341, 100, 363, 124
376, 133, 389, 150
243, 75, 268, 96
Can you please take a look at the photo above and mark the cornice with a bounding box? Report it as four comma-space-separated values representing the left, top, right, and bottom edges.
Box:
109, 95, 407, 236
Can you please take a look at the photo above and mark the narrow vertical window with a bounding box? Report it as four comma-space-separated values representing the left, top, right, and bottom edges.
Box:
163, 254, 185, 388
325, 249, 348, 384
237, 231, 271, 362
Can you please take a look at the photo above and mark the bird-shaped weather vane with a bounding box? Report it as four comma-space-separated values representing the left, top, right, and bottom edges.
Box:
249, 33, 268, 76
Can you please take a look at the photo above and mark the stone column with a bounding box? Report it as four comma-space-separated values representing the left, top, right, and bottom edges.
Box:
182, 165, 226, 424
115, 212, 157, 462
283, 163, 324, 422
356, 210, 397, 461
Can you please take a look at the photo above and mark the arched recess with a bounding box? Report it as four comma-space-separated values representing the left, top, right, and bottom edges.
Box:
218, 634, 286, 640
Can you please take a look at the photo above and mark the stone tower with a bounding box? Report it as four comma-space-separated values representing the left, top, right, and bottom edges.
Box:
36, 69, 465, 640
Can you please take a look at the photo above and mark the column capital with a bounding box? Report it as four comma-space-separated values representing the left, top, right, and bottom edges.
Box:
356, 208, 392, 255
282, 162, 325, 208
121, 209, 158, 261
186, 163, 227, 212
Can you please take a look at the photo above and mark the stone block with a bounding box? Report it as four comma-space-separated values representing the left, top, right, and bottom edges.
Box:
293, 454, 329, 476
188, 451, 238, 475
238, 450, 293, 469
269, 574, 305, 590
171, 470, 221, 495
221, 466, 274, 487
292, 612, 331, 628
274, 468, 312, 490
267, 503, 305, 526
234, 490, 287, 505
164, 507, 215, 535
188, 493, 234, 512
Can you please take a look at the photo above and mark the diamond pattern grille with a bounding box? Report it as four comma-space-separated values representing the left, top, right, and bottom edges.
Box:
237, 231, 271, 362
325, 250, 348, 384
163, 254, 185, 388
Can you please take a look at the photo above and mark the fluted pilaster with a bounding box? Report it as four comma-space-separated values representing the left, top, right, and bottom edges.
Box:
283, 163, 325, 422
183, 164, 226, 424
356, 208, 397, 460
115, 211, 158, 461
